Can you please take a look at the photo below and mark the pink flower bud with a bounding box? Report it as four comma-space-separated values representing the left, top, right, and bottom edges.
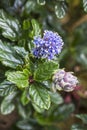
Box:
52, 69, 79, 92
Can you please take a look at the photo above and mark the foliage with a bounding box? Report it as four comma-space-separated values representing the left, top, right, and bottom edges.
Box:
0, 0, 87, 130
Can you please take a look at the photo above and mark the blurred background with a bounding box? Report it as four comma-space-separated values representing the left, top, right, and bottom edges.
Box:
0, 0, 87, 130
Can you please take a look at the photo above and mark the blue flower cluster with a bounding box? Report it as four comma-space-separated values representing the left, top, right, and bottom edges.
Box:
32, 30, 64, 60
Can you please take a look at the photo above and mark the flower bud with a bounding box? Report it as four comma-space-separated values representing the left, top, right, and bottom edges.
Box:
52, 69, 79, 92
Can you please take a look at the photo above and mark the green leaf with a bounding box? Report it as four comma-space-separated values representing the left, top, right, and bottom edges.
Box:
7, 69, 29, 88
32, 103, 44, 113
16, 120, 34, 130
0, 10, 20, 41
14, 46, 28, 58
76, 114, 87, 124
83, 0, 87, 12
21, 90, 29, 105
23, 19, 30, 30
57, 104, 75, 121
24, 0, 35, 14
76, 47, 87, 67
71, 124, 87, 130
48, 91, 63, 105
1, 91, 17, 115
35, 113, 51, 125
0, 80, 17, 96
17, 103, 28, 119
34, 61, 58, 81
37, 0, 46, 5
0, 40, 24, 68
31, 19, 41, 36
29, 83, 51, 110
55, 2, 66, 19
49, 103, 75, 122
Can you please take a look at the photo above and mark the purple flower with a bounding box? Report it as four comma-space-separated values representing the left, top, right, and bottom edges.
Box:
32, 30, 64, 60
52, 69, 79, 92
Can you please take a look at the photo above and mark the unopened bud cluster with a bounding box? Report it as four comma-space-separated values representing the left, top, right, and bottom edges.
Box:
52, 69, 79, 92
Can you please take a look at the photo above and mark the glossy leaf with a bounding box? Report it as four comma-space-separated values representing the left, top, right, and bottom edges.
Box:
55, 2, 66, 19
13, 0, 23, 10
50, 104, 75, 122
0, 80, 17, 96
17, 103, 28, 119
0, 10, 20, 41
37, 0, 46, 5
58, 104, 75, 120
29, 83, 51, 110
0, 40, 24, 68
34, 61, 58, 81
17, 119, 37, 130
23, 19, 30, 30
76, 114, 87, 124
7, 69, 29, 88
1, 91, 17, 115
48, 91, 63, 105
83, 0, 87, 12
31, 19, 41, 36
16, 120, 34, 130
21, 90, 29, 105
14, 46, 28, 58
32, 103, 44, 113
71, 124, 87, 130
23, 0, 35, 14
77, 47, 87, 68
35, 113, 51, 125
